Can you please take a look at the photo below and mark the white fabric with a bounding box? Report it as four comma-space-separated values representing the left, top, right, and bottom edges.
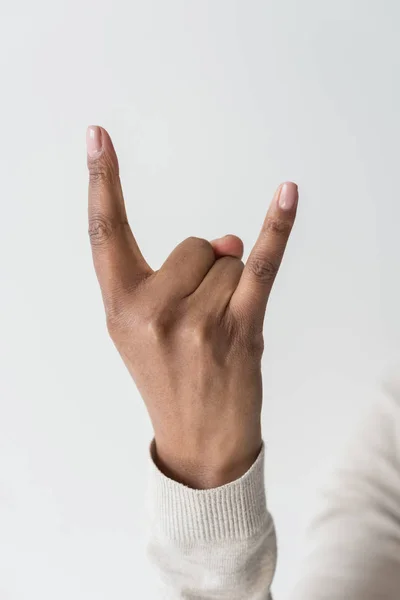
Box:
146, 378, 400, 599
289, 376, 400, 599
147, 444, 275, 599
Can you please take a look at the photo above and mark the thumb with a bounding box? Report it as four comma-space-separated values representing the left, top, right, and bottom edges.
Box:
210, 234, 244, 259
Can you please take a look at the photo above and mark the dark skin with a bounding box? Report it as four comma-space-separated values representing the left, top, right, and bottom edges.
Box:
87, 125, 298, 489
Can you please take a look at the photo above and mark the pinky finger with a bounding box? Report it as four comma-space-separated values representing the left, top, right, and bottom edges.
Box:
230, 182, 298, 328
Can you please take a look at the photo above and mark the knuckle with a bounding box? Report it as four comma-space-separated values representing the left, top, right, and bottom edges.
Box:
190, 319, 215, 347
179, 317, 214, 347
264, 216, 292, 236
193, 322, 213, 346
229, 318, 264, 360
88, 215, 113, 246
88, 215, 126, 247
185, 236, 213, 254
247, 332, 265, 357
226, 256, 245, 276
247, 255, 278, 284
236, 319, 264, 357
145, 313, 171, 342
88, 154, 116, 187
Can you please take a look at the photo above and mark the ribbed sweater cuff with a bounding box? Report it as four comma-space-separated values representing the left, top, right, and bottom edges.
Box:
147, 443, 268, 544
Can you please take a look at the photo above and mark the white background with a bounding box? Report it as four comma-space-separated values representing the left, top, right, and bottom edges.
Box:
1, 1, 400, 598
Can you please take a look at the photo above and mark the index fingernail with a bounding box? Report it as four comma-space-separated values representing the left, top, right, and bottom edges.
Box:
86, 126, 102, 157
278, 182, 298, 211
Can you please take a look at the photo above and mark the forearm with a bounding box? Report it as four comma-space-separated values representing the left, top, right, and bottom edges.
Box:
146, 443, 276, 599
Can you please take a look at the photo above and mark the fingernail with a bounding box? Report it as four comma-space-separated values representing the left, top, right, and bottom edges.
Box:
278, 182, 298, 211
86, 126, 102, 157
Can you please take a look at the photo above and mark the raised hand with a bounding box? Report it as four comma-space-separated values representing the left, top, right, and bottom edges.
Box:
87, 126, 298, 489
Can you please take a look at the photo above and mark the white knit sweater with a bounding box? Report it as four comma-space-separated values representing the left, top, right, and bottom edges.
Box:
146, 376, 400, 599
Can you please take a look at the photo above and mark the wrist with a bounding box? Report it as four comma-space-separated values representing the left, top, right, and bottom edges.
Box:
152, 428, 262, 489
148, 441, 268, 544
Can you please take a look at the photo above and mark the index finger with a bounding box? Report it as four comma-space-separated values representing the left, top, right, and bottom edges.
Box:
87, 126, 151, 309
230, 182, 298, 327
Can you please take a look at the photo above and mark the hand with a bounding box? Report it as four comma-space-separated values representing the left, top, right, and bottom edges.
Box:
86, 126, 298, 489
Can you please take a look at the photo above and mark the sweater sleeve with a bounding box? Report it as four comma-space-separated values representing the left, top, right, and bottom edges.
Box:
146, 443, 276, 599
288, 378, 400, 600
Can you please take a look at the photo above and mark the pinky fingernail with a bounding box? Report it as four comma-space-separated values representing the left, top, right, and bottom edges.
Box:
278, 182, 298, 211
